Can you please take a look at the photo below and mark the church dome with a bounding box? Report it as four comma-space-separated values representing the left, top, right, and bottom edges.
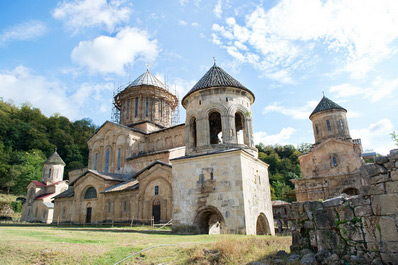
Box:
310, 96, 347, 118
182, 63, 255, 104
127, 69, 167, 90
44, 150, 66, 166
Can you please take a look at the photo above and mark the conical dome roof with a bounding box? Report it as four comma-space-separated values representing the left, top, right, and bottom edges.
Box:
310, 96, 347, 118
182, 63, 255, 103
44, 150, 65, 166
128, 69, 167, 90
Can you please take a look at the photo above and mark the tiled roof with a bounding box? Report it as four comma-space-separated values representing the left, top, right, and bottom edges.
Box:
310, 96, 347, 118
35, 193, 55, 200
44, 151, 66, 165
182, 63, 255, 103
69, 169, 135, 186
31, 180, 63, 187
128, 69, 167, 90
101, 160, 171, 193
53, 187, 75, 199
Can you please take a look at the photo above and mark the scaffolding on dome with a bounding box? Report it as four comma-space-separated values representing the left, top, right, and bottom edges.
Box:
171, 86, 180, 125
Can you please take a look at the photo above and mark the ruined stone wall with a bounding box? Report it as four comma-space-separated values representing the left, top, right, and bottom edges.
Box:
287, 149, 398, 264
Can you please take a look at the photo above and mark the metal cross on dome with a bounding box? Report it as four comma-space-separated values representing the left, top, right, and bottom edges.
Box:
146, 63, 151, 71
213, 56, 216, 65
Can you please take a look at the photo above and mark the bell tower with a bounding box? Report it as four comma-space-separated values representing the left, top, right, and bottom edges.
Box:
42, 149, 65, 184
172, 62, 274, 235
310, 96, 351, 144
182, 62, 257, 156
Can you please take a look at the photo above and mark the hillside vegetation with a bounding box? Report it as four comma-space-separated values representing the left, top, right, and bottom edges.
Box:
0, 99, 96, 195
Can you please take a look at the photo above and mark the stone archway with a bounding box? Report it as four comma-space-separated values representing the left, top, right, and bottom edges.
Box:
256, 213, 271, 235
194, 206, 224, 234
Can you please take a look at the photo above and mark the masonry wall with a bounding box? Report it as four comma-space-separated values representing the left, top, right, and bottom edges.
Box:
287, 149, 398, 264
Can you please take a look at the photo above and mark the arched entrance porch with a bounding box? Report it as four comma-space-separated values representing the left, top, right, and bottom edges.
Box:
194, 206, 225, 234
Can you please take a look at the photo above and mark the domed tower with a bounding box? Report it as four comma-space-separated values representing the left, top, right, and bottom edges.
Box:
172, 62, 274, 236
293, 96, 364, 202
182, 62, 256, 156
114, 69, 178, 132
42, 149, 65, 184
310, 96, 351, 144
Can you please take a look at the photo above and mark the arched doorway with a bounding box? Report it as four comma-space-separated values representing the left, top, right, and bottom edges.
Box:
342, 188, 359, 196
194, 206, 224, 234
256, 213, 271, 235
152, 199, 161, 224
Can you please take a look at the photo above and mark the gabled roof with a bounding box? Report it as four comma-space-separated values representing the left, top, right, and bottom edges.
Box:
310, 96, 347, 118
128, 69, 167, 90
44, 151, 65, 165
35, 193, 55, 200
86, 120, 145, 142
53, 187, 75, 199
182, 63, 255, 103
101, 160, 171, 194
69, 169, 134, 186
31, 180, 63, 187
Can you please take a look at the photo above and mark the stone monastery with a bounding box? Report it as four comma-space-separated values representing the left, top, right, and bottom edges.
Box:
21, 63, 364, 235
21, 63, 275, 235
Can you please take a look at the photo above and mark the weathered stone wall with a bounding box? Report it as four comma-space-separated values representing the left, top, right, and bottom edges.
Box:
287, 149, 398, 264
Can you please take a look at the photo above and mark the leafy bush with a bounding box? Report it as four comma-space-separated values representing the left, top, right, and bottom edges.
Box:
11, 201, 22, 213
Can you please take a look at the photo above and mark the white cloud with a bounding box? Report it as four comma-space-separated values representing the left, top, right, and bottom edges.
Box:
179, 20, 187, 26
52, 0, 131, 33
0, 20, 46, 45
330, 77, 398, 102
254, 127, 296, 145
212, 0, 398, 82
191, 22, 199, 28
214, 0, 222, 18
351, 118, 395, 155
71, 27, 159, 75
0, 65, 113, 121
263, 101, 318, 119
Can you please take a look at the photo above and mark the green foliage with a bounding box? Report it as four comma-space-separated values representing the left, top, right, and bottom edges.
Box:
11, 201, 22, 213
256, 143, 304, 202
0, 99, 96, 193
391, 131, 398, 146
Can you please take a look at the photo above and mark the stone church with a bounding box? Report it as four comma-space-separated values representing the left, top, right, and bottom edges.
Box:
21, 150, 69, 223
51, 63, 274, 235
293, 96, 365, 201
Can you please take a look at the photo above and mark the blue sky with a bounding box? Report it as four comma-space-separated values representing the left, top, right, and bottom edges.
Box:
0, 0, 397, 154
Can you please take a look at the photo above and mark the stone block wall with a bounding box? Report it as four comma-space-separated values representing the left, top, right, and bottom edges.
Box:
287, 149, 398, 264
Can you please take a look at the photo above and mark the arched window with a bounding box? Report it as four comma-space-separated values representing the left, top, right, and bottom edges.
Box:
126, 99, 130, 120
235, 112, 245, 144
117, 148, 121, 171
107, 201, 111, 213
339, 119, 344, 130
326, 120, 331, 131
190, 117, 197, 148
209, 111, 222, 144
48, 168, 52, 179
123, 200, 127, 212
315, 124, 319, 135
105, 149, 110, 172
84, 187, 97, 199
94, 153, 98, 170
332, 157, 337, 167
135, 97, 139, 117
145, 97, 149, 117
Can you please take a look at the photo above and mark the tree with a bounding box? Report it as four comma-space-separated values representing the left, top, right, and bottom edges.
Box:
391, 131, 398, 146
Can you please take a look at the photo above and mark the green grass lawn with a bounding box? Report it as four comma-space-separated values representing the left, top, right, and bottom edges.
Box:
0, 225, 291, 265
